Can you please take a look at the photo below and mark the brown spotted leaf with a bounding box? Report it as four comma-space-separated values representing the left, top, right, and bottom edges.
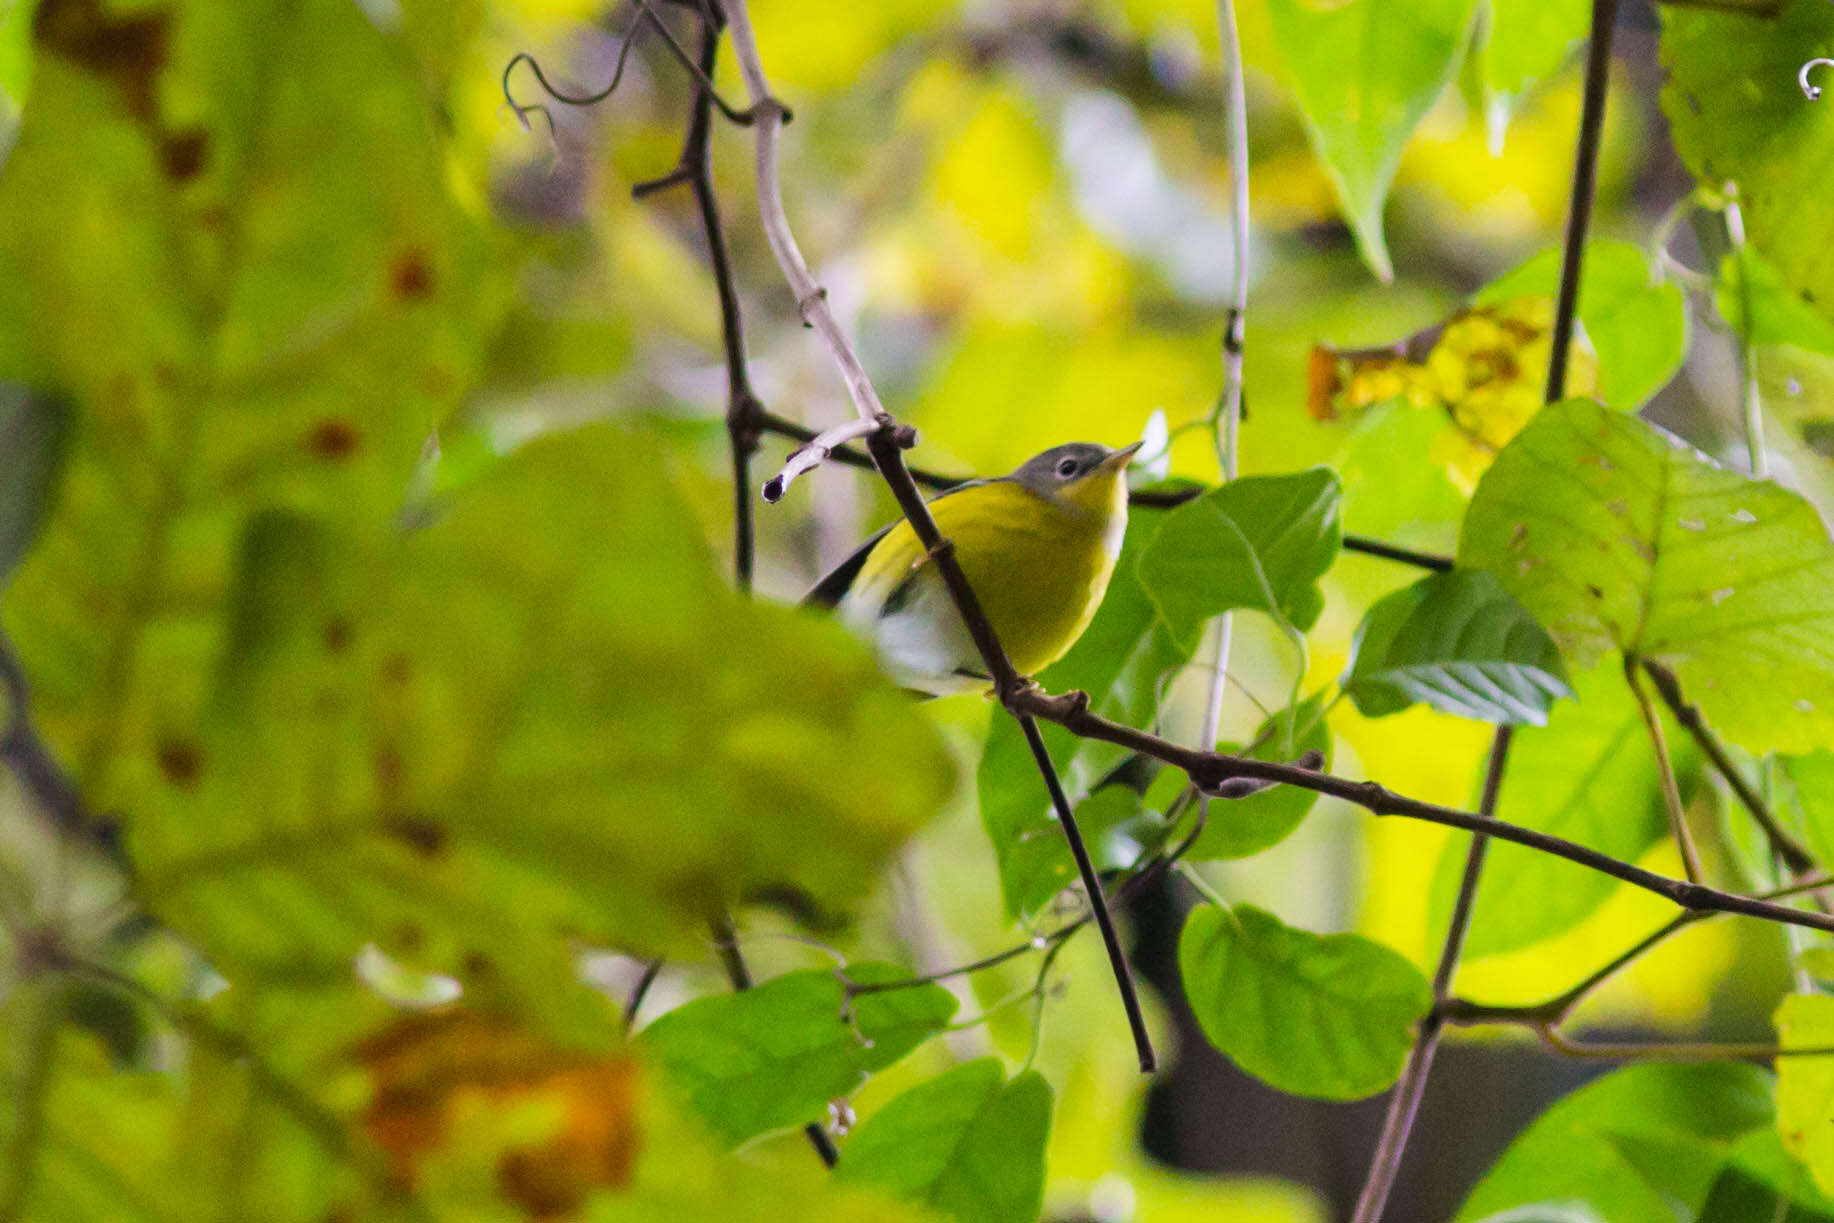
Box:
1460, 398, 1834, 754
0, 0, 497, 828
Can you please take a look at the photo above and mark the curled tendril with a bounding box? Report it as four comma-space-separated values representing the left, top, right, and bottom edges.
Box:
500, 2, 656, 140
1801, 57, 1834, 101
501, 0, 757, 142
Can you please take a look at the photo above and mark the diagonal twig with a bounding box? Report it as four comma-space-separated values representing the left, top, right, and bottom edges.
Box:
1641, 659, 1817, 877
721, 0, 1158, 1072
862, 426, 1158, 1073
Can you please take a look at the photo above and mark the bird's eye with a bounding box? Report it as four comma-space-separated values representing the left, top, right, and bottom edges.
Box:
1055, 458, 1079, 478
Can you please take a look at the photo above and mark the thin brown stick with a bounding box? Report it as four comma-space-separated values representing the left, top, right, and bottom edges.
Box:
756, 412, 1457, 572
1642, 660, 1817, 876
1350, 728, 1511, 1223
1625, 655, 1706, 884
720, 0, 1156, 1071
1438, 874, 1833, 1032
1009, 682, 1834, 936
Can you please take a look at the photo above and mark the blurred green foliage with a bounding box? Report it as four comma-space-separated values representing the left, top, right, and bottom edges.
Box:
0, 0, 1831, 1219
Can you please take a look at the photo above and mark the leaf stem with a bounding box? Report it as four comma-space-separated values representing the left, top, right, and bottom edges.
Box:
1624, 654, 1707, 885
1724, 195, 1769, 478
1640, 660, 1817, 876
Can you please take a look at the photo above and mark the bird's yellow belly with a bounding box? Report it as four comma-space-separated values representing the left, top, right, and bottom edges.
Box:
951, 518, 1112, 675
838, 477, 1126, 690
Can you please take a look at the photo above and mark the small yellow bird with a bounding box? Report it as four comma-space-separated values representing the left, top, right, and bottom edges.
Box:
805, 441, 1141, 694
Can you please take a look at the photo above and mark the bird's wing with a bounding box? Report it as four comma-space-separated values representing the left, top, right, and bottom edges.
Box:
799, 479, 990, 609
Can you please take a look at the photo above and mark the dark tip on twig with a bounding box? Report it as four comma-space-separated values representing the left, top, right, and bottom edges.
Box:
1802, 58, 1834, 101
761, 474, 786, 502
501, 0, 757, 142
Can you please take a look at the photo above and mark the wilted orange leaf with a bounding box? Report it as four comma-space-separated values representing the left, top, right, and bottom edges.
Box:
1308, 296, 1599, 484
355, 1009, 639, 1220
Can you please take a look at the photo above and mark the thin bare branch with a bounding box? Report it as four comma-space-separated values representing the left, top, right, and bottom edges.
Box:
722, 0, 1156, 1072
762, 418, 882, 503
1351, 728, 1511, 1223
862, 426, 1157, 1073
1642, 659, 1817, 876
1005, 686, 1834, 939
1625, 654, 1707, 884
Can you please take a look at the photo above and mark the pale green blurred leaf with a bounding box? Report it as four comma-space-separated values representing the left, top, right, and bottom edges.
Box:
1344, 568, 1571, 725
1699, 1129, 1834, 1223
0, 989, 187, 1222
838, 1059, 1051, 1223
1456, 1063, 1774, 1222
1474, 243, 1686, 411
130, 426, 955, 983
1662, 1, 1834, 324
1265, 0, 1478, 280
1776, 994, 1834, 1198
641, 964, 958, 1148
0, 0, 499, 820
1717, 249, 1834, 357
1430, 666, 1683, 959
1178, 903, 1430, 1100
1138, 470, 1342, 650
1476, 0, 1588, 141
1460, 398, 1834, 754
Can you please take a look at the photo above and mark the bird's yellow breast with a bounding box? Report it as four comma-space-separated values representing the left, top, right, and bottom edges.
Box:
844, 472, 1127, 682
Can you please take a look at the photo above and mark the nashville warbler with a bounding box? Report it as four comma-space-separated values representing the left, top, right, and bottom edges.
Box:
806, 441, 1141, 694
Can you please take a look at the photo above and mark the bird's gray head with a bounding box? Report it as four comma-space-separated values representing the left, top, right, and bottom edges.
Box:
1007, 441, 1143, 499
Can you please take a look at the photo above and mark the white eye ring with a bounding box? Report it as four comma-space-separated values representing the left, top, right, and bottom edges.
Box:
1056, 458, 1078, 478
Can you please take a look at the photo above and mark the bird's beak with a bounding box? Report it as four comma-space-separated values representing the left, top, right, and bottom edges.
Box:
1099, 441, 1144, 473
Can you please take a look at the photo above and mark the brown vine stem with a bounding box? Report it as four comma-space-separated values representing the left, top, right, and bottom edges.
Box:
630, 1, 837, 1168
1350, 730, 1511, 1223
1009, 681, 1834, 938
754, 412, 1455, 571
1438, 875, 1834, 1058
1625, 655, 1707, 885
1641, 659, 1817, 876
721, 0, 1156, 1071
1352, 3, 1619, 1216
